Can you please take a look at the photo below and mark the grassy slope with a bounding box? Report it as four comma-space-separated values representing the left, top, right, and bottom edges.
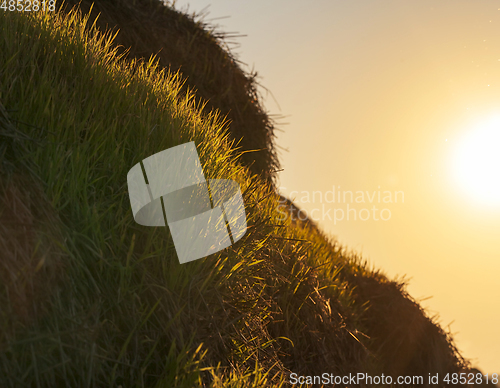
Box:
58, 0, 281, 186
0, 8, 473, 388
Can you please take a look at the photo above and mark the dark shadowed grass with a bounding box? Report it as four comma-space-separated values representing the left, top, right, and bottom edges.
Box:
0, 7, 480, 388
58, 0, 282, 186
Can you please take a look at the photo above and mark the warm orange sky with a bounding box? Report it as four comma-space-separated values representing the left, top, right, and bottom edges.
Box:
176, 0, 500, 374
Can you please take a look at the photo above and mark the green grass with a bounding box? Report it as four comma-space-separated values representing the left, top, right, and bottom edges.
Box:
0, 7, 472, 387
57, 0, 281, 185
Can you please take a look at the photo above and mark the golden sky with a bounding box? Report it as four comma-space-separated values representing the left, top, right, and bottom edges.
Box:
177, 0, 500, 373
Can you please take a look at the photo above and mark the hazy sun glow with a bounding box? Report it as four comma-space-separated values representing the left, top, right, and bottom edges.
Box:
453, 116, 500, 207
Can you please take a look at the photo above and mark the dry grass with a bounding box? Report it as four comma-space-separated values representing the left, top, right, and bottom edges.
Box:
0, 103, 66, 345
58, 0, 281, 186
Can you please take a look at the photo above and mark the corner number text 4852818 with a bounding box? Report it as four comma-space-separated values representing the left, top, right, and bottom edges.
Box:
1, 0, 55, 12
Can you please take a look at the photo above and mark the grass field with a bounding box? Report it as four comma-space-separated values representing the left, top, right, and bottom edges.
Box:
0, 6, 478, 387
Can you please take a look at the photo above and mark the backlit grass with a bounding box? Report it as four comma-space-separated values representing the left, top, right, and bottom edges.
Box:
0, 7, 472, 387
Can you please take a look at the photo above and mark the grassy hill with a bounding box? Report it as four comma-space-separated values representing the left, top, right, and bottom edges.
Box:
0, 4, 489, 387
58, 0, 281, 186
